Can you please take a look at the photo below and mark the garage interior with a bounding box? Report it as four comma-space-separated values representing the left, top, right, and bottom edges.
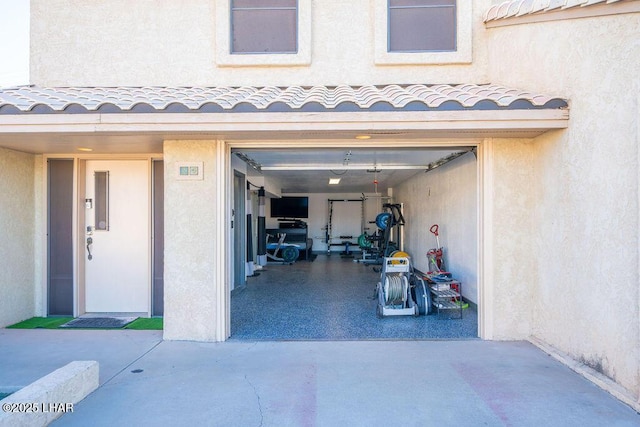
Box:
230, 145, 479, 340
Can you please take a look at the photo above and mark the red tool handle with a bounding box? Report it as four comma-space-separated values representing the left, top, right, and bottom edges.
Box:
429, 224, 439, 236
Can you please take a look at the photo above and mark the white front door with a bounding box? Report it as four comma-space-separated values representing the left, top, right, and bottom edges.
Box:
84, 160, 150, 313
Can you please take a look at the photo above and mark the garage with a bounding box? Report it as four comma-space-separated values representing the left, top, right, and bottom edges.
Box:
229, 144, 479, 340
204, 84, 569, 342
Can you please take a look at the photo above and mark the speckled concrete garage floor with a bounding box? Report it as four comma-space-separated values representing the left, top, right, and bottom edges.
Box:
231, 254, 478, 340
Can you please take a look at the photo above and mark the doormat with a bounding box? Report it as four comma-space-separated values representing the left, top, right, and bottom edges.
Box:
59, 317, 138, 329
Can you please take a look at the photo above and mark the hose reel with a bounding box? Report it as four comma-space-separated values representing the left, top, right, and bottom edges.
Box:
383, 274, 408, 305
376, 256, 418, 318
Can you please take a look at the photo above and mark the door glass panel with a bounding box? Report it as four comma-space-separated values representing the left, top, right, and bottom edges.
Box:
48, 159, 74, 315
95, 171, 109, 231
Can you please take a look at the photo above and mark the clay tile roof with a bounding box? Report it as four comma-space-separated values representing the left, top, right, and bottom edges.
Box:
0, 84, 568, 115
484, 0, 628, 22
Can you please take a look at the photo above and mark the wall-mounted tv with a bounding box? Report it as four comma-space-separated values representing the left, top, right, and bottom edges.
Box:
270, 196, 309, 219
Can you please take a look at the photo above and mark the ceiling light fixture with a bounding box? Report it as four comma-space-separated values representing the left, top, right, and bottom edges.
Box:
77, 147, 93, 152
355, 135, 371, 140
329, 178, 341, 185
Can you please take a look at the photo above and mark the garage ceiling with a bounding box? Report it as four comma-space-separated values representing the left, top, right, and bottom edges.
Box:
234, 146, 473, 193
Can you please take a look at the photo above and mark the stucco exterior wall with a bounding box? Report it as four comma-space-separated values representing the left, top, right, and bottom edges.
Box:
486, 13, 640, 396
163, 140, 224, 341
0, 147, 35, 327
484, 139, 536, 339
394, 152, 478, 304
30, 0, 491, 87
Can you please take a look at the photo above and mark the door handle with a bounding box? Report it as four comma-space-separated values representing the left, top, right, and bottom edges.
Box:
86, 237, 93, 260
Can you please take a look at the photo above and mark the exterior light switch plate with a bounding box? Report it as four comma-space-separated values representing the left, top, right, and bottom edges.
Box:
176, 162, 204, 181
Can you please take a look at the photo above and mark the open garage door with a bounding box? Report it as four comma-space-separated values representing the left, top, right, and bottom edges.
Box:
229, 144, 479, 340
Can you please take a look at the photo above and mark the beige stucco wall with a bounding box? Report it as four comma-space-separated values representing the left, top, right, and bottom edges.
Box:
483, 138, 536, 339
30, 0, 491, 87
486, 12, 640, 396
163, 140, 225, 341
0, 147, 36, 327
394, 152, 478, 304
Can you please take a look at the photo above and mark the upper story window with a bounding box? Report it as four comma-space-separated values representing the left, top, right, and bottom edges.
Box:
388, 0, 456, 52
231, 0, 298, 54
216, 0, 311, 66
374, 0, 471, 65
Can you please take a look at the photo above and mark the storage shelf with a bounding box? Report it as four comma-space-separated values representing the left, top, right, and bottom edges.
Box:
429, 280, 463, 319
430, 289, 459, 299
433, 299, 462, 310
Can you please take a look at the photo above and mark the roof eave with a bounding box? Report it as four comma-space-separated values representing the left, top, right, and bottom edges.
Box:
0, 109, 569, 135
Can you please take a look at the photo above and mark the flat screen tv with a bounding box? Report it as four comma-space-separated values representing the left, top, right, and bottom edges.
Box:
270, 196, 309, 219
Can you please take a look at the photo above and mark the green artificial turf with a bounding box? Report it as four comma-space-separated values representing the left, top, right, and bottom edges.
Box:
7, 317, 73, 329
124, 317, 163, 330
6, 316, 163, 330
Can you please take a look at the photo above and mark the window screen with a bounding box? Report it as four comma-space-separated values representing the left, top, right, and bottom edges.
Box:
231, 0, 298, 54
388, 0, 456, 52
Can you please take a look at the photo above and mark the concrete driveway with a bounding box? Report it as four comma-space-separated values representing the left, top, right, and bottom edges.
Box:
0, 329, 637, 426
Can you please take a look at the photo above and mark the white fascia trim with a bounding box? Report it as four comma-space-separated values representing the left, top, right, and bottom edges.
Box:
373, 0, 472, 65
215, 0, 312, 67
0, 110, 569, 134
485, 1, 640, 28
